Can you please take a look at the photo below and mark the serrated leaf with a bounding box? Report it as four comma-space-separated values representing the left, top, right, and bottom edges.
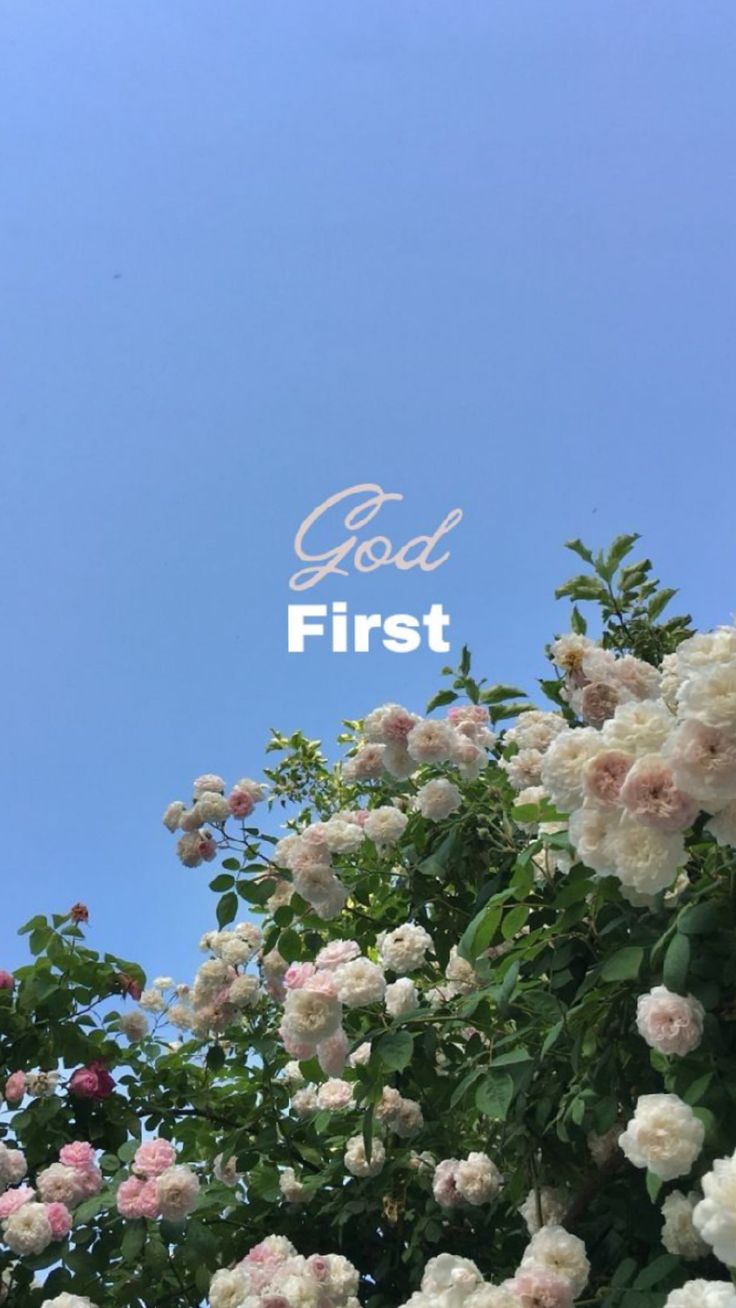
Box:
376, 1030, 414, 1071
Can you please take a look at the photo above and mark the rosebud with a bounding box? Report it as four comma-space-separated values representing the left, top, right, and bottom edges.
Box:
0, 971, 15, 991
69, 903, 89, 924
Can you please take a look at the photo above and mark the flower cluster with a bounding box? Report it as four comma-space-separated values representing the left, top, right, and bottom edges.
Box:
398, 1227, 589, 1308
344, 701, 496, 785
513, 628, 736, 900
0, 1140, 102, 1257
163, 773, 266, 868
116, 1139, 199, 1221
208, 1235, 360, 1308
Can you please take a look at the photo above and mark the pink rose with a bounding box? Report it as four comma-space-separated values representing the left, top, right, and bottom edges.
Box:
134, 1138, 177, 1179
45, 1201, 73, 1240
620, 755, 699, 833
278, 1025, 316, 1060
584, 750, 634, 807
284, 963, 316, 991
228, 788, 255, 818
59, 1142, 96, 1170
0, 1186, 34, 1219
69, 1061, 115, 1100
303, 972, 338, 998
116, 1175, 161, 1219
4, 1070, 26, 1103
0, 970, 15, 991
75, 1164, 103, 1197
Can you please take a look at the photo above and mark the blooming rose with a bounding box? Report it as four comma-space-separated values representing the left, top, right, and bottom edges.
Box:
665, 1283, 736, 1308
134, 1138, 177, 1179
693, 1151, 736, 1266
156, 1165, 200, 1220
344, 1135, 386, 1178
69, 1062, 114, 1100
519, 1225, 590, 1297
636, 985, 705, 1056
620, 1094, 704, 1181
661, 1190, 710, 1260
4, 1071, 26, 1104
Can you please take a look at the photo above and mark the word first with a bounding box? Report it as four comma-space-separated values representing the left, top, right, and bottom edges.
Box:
287, 602, 451, 654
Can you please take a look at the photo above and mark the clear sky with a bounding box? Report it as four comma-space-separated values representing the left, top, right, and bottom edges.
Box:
1, 2, 734, 985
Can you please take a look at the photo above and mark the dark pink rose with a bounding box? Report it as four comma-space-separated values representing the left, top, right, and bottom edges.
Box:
0, 970, 15, 991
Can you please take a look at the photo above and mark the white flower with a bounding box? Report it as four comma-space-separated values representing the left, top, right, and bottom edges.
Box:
665, 1282, 736, 1308
119, 1010, 149, 1041
666, 720, 736, 809
661, 1190, 710, 1259
694, 1151, 736, 1267
415, 778, 463, 821
379, 924, 433, 973
520, 1186, 571, 1234
316, 1079, 354, 1111
501, 748, 545, 791
322, 817, 365, 853
363, 806, 409, 849
506, 711, 567, 753
385, 977, 419, 1017
291, 1086, 319, 1118
707, 801, 736, 848
601, 700, 674, 757
36, 1162, 84, 1206
156, 1164, 200, 1219
520, 1225, 590, 1296
541, 728, 602, 812
41, 1297, 100, 1308
194, 790, 231, 824
228, 975, 260, 1008
445, 946, 480, 993
279, 1167, 314, 1204
406, 719, 456, 764
344, 1134, 385, 1178
282, 987, 342, 1044
606, 816, 686, 895
679, 661, 736, 733
162, 801, 185, 832
636, 986, 704, 1056
620, 1094, 704, 1181
376, 1087, 424, 1138
0, 1142, 27, 1186
208, 1268, 252, 1308
454, 1152, 502, 1205
213, 1153, 242, 1187
3, 1201, 53, 1255
26, 1070, 60, 1097
139, 987, 167, 1013
333, 957, 386, 1008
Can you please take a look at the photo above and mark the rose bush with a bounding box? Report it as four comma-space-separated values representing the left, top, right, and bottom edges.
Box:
3, 536, 736, 1306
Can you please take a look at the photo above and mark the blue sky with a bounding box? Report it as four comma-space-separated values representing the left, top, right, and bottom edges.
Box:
1, 1, 734, 985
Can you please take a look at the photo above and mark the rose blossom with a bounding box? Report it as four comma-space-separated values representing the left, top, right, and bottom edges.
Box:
45, 1202, 73, 1240
583, 750, 633, 807
69, 1062, 114, 1100
505, 1268, 574, 1308
620, 755, 699, 832
134, 1138, 177, 1179
116, 1175, 162, 1220
0, 1185, 34, 1218
636, 986, 705, 1057
0, 971, 14, 991
4, 1070, 26, 1104
620, 1093, 704, 1181
156, 1165, 200, 1220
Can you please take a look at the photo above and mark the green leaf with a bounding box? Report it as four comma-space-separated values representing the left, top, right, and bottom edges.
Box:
648, 588, 677, 621
663, 932, 690, 994
632, 1253, 679, 1289
501, 904, 529, 941
602, 532, 640, 580
209, 874, 235, 892
601, 946, 645, 983
475, 1071, 514, 1119
216, 891, 238, 927
426, 689, 459, 713
222, 857, 241, 871
570, 605, 587, 635
121, 1220, 146, 1263
376, 1031, 414, 1071
479, 684, 528, 705
678, 903, 721, 936
565, 538, 594, 565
